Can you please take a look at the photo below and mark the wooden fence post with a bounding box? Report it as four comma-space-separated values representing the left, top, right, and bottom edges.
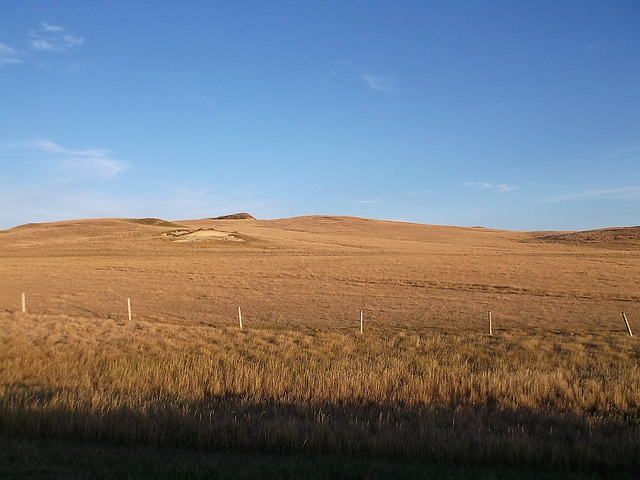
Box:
622, 312, 633, 337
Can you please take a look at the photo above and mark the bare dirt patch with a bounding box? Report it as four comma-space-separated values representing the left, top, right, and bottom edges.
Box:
163, 228, 245, 242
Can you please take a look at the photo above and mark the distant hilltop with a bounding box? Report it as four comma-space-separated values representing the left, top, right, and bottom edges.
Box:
210, 213, 255, 220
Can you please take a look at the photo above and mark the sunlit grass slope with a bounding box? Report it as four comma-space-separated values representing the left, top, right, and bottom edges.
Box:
1, 215, 639, 475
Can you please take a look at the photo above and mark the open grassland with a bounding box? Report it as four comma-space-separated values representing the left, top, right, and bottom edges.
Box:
1, 216, 639, 477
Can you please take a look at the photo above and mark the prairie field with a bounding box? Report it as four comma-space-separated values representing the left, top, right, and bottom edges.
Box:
0, 215, 639, 478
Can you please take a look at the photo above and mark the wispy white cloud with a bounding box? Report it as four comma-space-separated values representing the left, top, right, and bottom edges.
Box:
0, 139, 129, 227
465, 182, 517, 192
41, 22, 65, 33
496, 184, 517, 192
465, 182, 492, 190
0, 22, 83, 67
363, 74, 400, 94
29, 22, 84, 52
1, 141, 275, 228
308, 57, 402, 94
6, 139, 127, 181
0, 43, 18, 55
356, 197, 384, 205
544, 185, 640, 202
0, 42, 23, 66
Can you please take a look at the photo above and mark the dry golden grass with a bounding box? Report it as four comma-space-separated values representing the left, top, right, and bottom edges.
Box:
1, 215, 639, 472
1, 215, 637, 333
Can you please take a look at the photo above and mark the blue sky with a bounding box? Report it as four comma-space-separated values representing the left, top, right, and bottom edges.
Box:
1, 1, 639, 231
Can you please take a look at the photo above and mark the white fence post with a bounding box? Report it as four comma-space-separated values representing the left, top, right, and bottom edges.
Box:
127, 297, 132, 321
622, 312, 633, 337
238, 306, 243, 330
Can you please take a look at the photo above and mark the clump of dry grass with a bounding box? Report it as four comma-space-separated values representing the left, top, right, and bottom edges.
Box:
1, 311, 639, 471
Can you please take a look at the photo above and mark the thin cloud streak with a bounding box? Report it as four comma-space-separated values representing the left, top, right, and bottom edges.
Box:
465, 182, 517, 192
29, 139, 111, 158
363, 74, 400, 93
7, 139, 127, 181
605, 155, 640, 167
544, 185, 640, 202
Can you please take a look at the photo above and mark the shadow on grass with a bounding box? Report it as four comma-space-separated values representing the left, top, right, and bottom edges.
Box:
1, 388, 639, 478
3, 435, 631, 480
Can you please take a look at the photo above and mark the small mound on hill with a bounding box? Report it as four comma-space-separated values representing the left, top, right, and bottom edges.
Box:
538, 226, 640, 247
210, 213, 255, 220
126, 218, 184, 228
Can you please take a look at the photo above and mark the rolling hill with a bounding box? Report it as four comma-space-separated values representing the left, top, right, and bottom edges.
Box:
0, 214, 638, 333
